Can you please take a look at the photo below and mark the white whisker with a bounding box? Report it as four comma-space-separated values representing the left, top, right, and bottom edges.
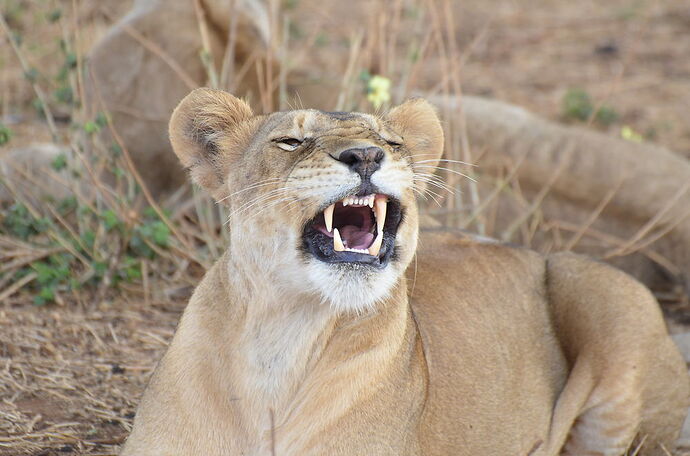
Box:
216, 178, 284, 203
415, 158, 477, 167
413, 165, 478, 183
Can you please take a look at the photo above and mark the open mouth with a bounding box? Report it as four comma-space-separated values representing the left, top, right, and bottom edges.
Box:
302, 194, 402, 267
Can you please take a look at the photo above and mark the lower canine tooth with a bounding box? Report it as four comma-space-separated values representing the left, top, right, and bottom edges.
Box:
333, 228, 345, 252
368, 229, 384, 256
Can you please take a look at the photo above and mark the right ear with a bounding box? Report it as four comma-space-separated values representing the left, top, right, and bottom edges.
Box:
169, 88, 256, 199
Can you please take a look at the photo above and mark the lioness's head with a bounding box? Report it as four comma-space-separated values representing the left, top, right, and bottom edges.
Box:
170, 89, 443, 312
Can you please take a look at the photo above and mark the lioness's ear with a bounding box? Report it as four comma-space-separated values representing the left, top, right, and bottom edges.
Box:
386, 98, 444, 166
169, 88, 255, 199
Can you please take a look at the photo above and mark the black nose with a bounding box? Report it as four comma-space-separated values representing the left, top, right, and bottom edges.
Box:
336, 147, 384, 179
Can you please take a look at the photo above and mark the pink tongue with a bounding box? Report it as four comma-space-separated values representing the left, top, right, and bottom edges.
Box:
340, 225, 374, 249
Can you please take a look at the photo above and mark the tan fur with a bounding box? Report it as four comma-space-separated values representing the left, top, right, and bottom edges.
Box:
85, 0, 690, 297
121, 89, 688, 456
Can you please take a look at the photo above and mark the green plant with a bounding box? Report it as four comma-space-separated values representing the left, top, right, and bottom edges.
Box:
2, 204, 52, 240
0, 123, 11, 145
562, 88, 619, 126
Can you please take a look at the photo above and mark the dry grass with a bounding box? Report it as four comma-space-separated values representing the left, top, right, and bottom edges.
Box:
0, 299, 182, 455
1, 0, 690, 454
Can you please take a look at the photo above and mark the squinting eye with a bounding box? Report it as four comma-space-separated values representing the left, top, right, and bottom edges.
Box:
386, 140, 402, 147
275, 137, 303, 151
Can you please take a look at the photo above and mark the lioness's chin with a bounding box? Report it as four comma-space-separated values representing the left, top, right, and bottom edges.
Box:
305, 260, 401, 313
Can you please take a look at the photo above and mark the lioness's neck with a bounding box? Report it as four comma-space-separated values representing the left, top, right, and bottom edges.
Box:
205, 251, 412, 430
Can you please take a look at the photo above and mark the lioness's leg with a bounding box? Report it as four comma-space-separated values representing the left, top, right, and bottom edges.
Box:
544, 253, 688, 455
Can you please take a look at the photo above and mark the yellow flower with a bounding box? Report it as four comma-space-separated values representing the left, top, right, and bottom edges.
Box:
367, 75, 391, 109
621, 125, 643, 143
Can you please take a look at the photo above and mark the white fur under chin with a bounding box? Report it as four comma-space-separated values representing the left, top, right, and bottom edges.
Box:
304, 259, 400, 314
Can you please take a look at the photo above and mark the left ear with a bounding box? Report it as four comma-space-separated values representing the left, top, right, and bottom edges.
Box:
385, 98, 444, 167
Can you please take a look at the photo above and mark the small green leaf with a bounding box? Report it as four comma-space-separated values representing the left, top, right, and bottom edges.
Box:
0, 124, 12, 146
595, 106, 619, 126
31, 261, 54, 285
54, 85, 73, 104
57, 196, 77, 215
143, 207, 158, 220
562, 88, 593, 122
39, 287, 55, 300
83, 121, 100, 134
24, 68, 40, 83
51, 153, 67, 171
65, 52, 77, 69
109, 144, 122, 157
314, 33, 329, 47
95, 112, 108, 128
92, 261, 107, 278
46, 9, 62, 23
149, 221, 170, 246
80, 230, 95, 250
100, 209, 120, 231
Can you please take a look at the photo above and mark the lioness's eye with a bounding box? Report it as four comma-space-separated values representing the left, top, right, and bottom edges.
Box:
386, 140, 402, 147
275, 137, 303, 151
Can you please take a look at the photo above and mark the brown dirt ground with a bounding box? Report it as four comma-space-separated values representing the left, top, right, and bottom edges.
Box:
2, 0, 690, 454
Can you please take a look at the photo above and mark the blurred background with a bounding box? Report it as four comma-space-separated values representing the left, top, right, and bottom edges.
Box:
1, 0, 690, 454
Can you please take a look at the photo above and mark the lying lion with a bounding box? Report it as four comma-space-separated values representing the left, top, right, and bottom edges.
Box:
120, 89, 688, 455
85, 0, 690, 297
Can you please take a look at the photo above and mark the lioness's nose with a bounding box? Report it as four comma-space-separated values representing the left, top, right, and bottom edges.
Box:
336, 147, 384, 179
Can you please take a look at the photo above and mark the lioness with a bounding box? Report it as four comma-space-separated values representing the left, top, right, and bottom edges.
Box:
121, 89, 688, 455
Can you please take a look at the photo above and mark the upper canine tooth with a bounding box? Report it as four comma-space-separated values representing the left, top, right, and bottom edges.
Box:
324, 204, 334, 232
374, 195, 388, 233
333, 228, 345, 252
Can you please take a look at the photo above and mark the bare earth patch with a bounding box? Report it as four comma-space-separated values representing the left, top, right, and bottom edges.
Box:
0, 299, 183, 455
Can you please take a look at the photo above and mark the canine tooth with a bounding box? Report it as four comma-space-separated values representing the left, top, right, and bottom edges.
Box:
324, 204, 334, 232
333, 228, 345, 252
368, 229, 384, 256
374, 196, 388, 233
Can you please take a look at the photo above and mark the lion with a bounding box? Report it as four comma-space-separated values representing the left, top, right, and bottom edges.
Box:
84, 0, 690, 299
119, 88, 688, 455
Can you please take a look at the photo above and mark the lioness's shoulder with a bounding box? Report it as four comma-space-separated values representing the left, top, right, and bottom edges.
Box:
415, 228, 545, 276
